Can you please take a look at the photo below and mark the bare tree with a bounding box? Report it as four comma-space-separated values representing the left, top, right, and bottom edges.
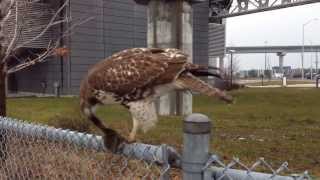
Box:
224, 55, 240, 81
0, 0, 92, 116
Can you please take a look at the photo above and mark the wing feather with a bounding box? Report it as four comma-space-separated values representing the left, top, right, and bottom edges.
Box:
87, 48, 188, 95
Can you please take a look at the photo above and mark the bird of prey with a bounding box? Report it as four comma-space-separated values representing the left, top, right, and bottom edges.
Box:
80, 48, 232, 152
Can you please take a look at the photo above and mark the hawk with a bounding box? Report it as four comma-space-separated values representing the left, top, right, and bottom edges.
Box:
80, 48, 232, 152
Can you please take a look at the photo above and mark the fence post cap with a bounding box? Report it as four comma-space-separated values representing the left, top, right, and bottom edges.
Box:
183, 113, 211, 134
184, 113, 210, 123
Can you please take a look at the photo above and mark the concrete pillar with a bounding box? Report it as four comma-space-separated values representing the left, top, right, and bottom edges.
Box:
282, 76, 287, 87
277, 52, 286, 74
219, 56, 224, 71
209, 57, 219, 68
142, 0, 194, 115
208, 57, 219, 86
208, 57, 219, 80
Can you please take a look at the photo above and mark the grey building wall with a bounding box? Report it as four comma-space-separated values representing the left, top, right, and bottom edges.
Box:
68, 0, 147, 94
11, 0, 68, 94
193, 1, 209, 66
11, 57, 65, 94
208, 23, 226, 58
12, 0, 210, 95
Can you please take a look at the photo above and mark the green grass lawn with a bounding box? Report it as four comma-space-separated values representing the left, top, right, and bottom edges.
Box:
7, 88, 320, 176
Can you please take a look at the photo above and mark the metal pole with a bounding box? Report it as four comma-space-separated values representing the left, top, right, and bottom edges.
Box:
230, 52, 233, 87
301, 18, 318, 80
311, 58, 313, 80
264, 41, 267, 77
316, 50, 319, 74
310, 41, 313, 80
302, 25, 305, 80
182, 114, 211, 180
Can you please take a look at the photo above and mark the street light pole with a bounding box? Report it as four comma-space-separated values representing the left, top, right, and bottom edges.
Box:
302, 25, 305, 80
264, 41, 267, 76
310, 40, 313, 80
316, 50, 319, 74
230, 52, 233, 87
229, 50, 235, 88
264, 41, 268, 84
301, 18, 318, 80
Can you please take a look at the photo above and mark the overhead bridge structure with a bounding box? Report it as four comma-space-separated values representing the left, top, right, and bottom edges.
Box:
209, 0, 320, 22
208, 0, 320, 73
226, 45, 320, 54
226, 45, 320, 74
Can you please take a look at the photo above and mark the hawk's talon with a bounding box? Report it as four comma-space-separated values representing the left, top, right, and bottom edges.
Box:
127, 138, 137, 144
103, 129, 128, 153
223, 95, 234, 104
128, 133, 137, 144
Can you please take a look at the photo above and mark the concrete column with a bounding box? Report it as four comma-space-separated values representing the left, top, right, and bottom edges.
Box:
209, 57, 219, 68
276, 52, 286, 74
208, 57, 219, 80
219, 56, 224, 70
144, 0, 194, 115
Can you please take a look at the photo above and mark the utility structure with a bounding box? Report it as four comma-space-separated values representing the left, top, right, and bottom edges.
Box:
226, 45, 320, 77
264, 41, 268, 76
135, 0, 206, 116
209, 0, 320, 73
209, 0, 320, 20
228, 50, 235, 88
316, 50, 319, 74
302, 18, 318, 79
277, 52, 286, 75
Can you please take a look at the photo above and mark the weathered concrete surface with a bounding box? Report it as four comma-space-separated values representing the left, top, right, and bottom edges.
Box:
219, 56, 224, 70
147, 0, 193, 115
277, 52, 286, 74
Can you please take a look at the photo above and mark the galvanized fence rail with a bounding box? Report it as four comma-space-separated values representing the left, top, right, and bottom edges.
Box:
0, 114, 313, 179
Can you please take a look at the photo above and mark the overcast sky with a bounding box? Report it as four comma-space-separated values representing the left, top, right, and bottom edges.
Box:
226, 2, 320, 70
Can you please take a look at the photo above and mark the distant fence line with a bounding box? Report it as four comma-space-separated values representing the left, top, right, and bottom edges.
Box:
0, 115, 313, 180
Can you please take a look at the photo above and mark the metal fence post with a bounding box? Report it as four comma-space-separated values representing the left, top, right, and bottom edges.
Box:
182, 113, 211, 180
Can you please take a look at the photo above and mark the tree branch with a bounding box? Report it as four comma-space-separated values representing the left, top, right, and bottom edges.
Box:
14, 0, 70, 50
2, 0, 94, 74
2, 0, 18, 63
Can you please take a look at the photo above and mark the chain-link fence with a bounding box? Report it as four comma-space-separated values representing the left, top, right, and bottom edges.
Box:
203, 155, 311, 180
0, 114, 314, 180
181, 114, 312, 180
0, 116, 178, 179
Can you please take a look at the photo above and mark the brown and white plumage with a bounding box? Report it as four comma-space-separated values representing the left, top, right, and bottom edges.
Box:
79, 48, 232, 152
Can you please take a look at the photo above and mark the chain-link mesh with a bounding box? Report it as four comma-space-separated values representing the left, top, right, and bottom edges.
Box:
0, 117, 175, 179
203, 155, 312, 180
0, 116, 313, 180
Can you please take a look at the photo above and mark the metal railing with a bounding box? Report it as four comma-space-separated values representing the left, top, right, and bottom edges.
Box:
0, 114, 313, 179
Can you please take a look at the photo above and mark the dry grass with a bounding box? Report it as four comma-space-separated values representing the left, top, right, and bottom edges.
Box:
0, 136, 164, 179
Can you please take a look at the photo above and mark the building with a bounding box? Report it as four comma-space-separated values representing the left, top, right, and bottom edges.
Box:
7, 0, 215, 95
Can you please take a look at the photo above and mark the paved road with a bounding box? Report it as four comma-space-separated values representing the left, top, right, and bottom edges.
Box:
247, 84, 317, 88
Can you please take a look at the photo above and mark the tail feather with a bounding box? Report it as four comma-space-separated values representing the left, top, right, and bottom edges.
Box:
185, 63, 222, 79
80, 103, 128, 152
177, 73, 233, 103
190, 70, 222, 78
